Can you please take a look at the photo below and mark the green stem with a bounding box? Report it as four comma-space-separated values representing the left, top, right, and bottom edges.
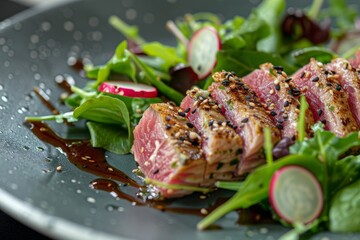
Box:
307, 0, 324, 19
215, 181, 243, 191
109, 16, 145, 45
25, 115, 59, 122
127, 50, 184, 105
264, 127, 273, 165
297, 96, 309, 142
71, 85, 97, 99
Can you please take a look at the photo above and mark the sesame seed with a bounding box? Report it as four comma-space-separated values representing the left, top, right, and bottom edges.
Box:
153, 169, 159, 175
165, 124, 172, 130
269, 89, 274, 95
273, 66, 283, 71
284, 101, 290, 107
178, 111, 186, 117
276, 123, 284, 129
165, 116, 171, 121
189, 132, 199, 140
241, 118, 249, 123
56, 166, 62, 172
285, 78, 292, 82
317, 109, 323, 116
300, 72, 305, 78
275, 84, 280, 91
311, 76, 319, 82
336, 84, 342, 91
201, 208, 208, 215
270, 111, 277, 116
321, 119, 327, 125
222, 79, 230, 86
274, 79, 280, 85
184, 108, 190, 113
249, 102, 255, 107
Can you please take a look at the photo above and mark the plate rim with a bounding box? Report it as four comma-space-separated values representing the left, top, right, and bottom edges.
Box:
0, 1, 132, 239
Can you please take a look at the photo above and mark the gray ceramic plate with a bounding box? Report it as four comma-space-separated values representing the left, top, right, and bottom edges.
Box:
0, 0, 359, 239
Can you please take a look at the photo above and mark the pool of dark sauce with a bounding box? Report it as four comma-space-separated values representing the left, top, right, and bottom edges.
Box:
25, 57, 273, 227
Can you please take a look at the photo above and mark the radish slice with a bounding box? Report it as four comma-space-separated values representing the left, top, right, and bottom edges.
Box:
269, 165, 323, 224
99, 81, 158, 98
187, 26, 221, 79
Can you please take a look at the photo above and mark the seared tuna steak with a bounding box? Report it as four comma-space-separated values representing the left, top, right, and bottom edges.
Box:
132, 103, 206, 198
181, 87, 243, 181
243, 63, 314, 139
292, 59, 358, 137
326, 58, 360, 127
210, 71, 281, 175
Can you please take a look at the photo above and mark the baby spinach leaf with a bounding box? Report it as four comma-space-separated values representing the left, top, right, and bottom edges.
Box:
330, 179, 360, 232
290, 47, 336, 66
215, 49, 297, 77
87, 121, 131, 154
331, 155, 360, 196
73, 95, 130, 126
142, 42, 185, 69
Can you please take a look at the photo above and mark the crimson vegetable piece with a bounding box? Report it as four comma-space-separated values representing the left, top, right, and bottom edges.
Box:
187, 26, 221, 80
169, 64, 199, 94
99, 81, 158, 98
269, 165, 323, 224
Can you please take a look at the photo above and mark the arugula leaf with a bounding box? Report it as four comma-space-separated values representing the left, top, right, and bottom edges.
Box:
214, 49, 297, 77
142, 42, 185, 69
73, 95, 130, 125
290, 46, 336, 66
329, 179, 360, 232
87, 122, 131, 154
332, 155, 360, 195
256, 0, 286, 52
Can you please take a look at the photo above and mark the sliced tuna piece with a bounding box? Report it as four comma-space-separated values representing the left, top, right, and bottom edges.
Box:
326, 58, 360, 127
180, 87, 243, 181
292, 59, 358, 137
243, 63, 314, 139
132, 103, 207, 198
210, 71, 281, 175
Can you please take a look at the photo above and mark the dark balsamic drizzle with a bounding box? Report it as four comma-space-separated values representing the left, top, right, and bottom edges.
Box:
27, 121, 140, 188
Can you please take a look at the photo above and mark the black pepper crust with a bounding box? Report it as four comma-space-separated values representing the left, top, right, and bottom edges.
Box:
150, 103, 204, 165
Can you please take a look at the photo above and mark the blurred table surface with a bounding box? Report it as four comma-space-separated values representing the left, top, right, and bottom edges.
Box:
0, 2, 52, 240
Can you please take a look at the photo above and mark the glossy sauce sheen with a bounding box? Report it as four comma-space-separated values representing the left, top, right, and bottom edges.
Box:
28, 121, 140, 188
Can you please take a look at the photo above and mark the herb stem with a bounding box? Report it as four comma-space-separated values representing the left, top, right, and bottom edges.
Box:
307, 0, 324, 19
109, 16, 145, 45
297, 96, 308, 142
166, 20, 189, 46
127, 50, 184, 105
215, 181, 243, 191
264, 127, 273, 165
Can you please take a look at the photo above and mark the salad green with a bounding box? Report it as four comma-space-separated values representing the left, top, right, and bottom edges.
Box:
25, 0, 360, 238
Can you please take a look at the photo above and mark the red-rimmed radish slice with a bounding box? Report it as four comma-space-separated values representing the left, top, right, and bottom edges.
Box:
269, 165, 323, 224
187, 26, 221, 80
99, 81, 158, 98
